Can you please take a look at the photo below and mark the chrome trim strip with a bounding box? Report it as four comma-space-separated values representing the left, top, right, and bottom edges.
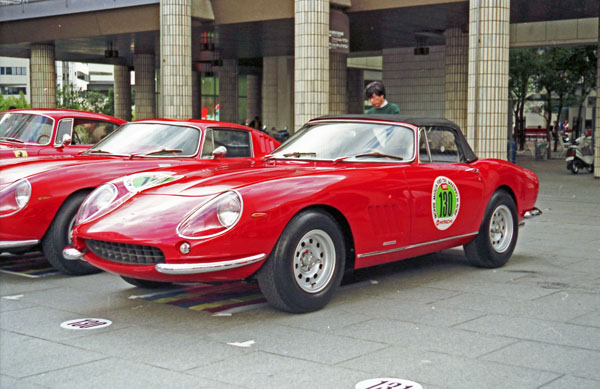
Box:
0, 239, 39, 249
155, 253, 267, 275
524, 207, 542, 219
357, 232, 478, 259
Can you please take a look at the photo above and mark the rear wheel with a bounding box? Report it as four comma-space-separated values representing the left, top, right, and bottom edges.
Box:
571, 160, 580, 174
587, 164, 594, 173
464, 190, 518, 268
42, 192, 101, 275
121, 276, 173, 289
257, 210, 345, 313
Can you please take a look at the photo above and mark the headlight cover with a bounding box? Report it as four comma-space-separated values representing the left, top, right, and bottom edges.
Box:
0, 179, 31, 217
177, 191, 242, 239
75, 172, 180, 226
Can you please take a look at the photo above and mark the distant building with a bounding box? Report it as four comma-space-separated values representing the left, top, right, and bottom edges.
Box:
0, 56, 30, 103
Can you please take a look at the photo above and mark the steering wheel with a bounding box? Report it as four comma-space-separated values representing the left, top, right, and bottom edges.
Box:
36, 134, 50, 144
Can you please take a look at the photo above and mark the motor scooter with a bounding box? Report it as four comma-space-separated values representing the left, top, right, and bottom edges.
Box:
565, 132, 594, 174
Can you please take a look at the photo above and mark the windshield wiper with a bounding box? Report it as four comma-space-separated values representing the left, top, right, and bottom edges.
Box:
86, 149, 112, 154
128, 148, 183, 159
354, 152, 404, 161
282, 151, 317, 158
1, 137, 24, 143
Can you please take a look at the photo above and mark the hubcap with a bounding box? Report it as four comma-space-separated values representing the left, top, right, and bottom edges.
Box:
488, 204, 513, 253
293, 229, 336, 294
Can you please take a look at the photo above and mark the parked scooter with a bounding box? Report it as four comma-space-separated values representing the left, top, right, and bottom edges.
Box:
565, 131, 594, 174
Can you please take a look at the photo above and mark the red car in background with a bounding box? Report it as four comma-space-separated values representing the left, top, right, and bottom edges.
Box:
0, 109, 125, 159
0, 119, 279, 275
68, 115, 541, 313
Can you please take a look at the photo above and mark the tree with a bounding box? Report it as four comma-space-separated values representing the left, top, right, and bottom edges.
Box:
56, 84, 114, 116
509, 48, 538, 150
0, 91, 30, 110
568, 46, 597, 138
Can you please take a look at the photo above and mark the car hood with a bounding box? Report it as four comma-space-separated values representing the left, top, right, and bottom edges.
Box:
0, 156, 181, 186
144, 161, 348, 198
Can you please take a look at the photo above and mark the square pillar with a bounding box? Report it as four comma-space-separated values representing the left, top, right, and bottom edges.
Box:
445, 27, 469, 131
30, 44, 56, 108
294, 0, 329, 131
218, 59, 238, 124
467, 0, 511, 159
114, 64, 132, 121
134, 54, 156, 120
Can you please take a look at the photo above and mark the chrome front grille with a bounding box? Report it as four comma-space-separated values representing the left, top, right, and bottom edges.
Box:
86, 239, 165, 265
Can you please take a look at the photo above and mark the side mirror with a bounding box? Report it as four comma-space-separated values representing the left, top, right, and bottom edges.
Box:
60, 134, 72, 147
212, 145, 227, 158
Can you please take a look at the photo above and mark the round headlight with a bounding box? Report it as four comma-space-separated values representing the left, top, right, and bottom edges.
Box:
0, 179, 31, 217
177, 191, 243, 239
75, 183, 118, 225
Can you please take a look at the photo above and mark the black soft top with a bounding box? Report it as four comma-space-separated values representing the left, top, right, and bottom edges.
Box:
312, 114, 478, 162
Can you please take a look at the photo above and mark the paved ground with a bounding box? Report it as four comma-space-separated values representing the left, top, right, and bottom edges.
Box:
1, 155, 599, 389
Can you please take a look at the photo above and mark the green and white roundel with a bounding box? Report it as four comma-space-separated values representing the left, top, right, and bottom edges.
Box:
431, 176, 460, 230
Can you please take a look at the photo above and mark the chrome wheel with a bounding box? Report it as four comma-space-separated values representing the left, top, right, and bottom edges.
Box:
489, 205, 513, 253
293, 229, 336, 294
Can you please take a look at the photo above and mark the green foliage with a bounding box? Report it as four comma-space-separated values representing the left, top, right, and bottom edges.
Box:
0, 91, 30, 110
56, 84, 115, 116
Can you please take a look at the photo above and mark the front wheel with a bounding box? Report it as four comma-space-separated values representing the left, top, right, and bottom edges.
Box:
586, 164, 594, 173
42, 192, 101, 275
464, 190, 518, 268
257, 210, 346, 313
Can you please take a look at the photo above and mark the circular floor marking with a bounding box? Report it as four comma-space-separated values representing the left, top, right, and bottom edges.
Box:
355, 378, 423, 389
60, 318, 112, 330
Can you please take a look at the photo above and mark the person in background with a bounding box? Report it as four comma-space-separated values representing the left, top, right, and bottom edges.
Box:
364, 81, 400, 115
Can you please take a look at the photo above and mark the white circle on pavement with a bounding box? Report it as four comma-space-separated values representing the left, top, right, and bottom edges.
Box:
60, 318, 112, 330
355, 378, 423, 389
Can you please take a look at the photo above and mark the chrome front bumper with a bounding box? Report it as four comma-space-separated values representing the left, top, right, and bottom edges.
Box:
155, 254, 267, 275
62, 247, 266, 275
0, 239, 39, 249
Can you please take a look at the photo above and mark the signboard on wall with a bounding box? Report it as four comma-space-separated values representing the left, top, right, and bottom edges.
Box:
329, 9, 349, 54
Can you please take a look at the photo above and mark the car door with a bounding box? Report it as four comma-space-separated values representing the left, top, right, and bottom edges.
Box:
404, 126, 485, 246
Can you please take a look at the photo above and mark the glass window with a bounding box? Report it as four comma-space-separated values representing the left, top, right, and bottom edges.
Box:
272, 122, 415, 162
421, 127, 460, 163
55, 119, 73, 145
201, 128, 251, 158
201, 74, 219, 120
86, 123, 200, 157
0, 113, 54, 144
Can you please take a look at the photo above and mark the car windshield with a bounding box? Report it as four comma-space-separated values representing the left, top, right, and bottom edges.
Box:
271, 121, 415, 162
0, 113, 54, 145
84, 123, 200, 157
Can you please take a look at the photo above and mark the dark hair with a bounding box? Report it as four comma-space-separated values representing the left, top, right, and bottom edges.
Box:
365, 81, 385, 99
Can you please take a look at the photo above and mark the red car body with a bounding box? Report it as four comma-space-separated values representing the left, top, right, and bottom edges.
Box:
70, 116, 541, 312
0, 119, 279, 275
0, 109, 125, 159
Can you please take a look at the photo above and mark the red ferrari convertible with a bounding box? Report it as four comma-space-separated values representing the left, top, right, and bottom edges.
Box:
67, 115, 541, 312
0, 119, 279, 275
0, 109, 125, 159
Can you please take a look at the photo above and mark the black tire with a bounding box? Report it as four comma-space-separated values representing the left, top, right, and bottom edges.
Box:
121, 276, 173, 289
571, 161, 580, 174
463, 190, 518, 268
586, 164, 594, 173
41, 192, 100, 275
257, 210, 346, 313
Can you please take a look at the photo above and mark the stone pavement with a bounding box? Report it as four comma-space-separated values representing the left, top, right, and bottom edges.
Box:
1, 156, 599, 389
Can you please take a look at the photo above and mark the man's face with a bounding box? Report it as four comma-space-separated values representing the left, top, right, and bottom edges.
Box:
368, 93, 385, 108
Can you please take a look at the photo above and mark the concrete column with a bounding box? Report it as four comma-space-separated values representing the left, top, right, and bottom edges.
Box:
218, 59, 238, 123
329, 53, 347, 115
114, 65, 132, 121
595, 20, 600, 179
160, 0, 192, 119
347, 68, 364, 114
383, 47, 445, 117
262, 57, 278, 130
30, 44, 56, 108
444, 27, 469, 131
467, 0, 510, 159
134, 54, 156, 120
192, 70, 201, 119
294, 0, 329, 131
246, 74, 261, 125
